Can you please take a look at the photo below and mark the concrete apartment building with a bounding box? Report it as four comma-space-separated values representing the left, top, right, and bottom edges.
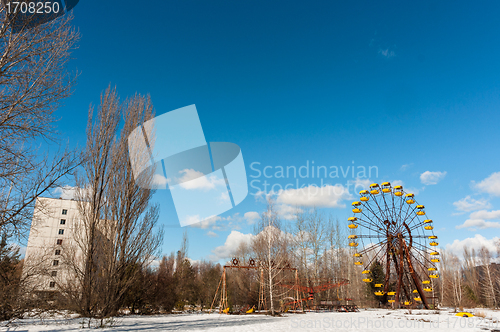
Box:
23, 197, 84, 293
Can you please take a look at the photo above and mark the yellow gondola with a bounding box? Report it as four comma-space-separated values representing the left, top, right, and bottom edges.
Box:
406, 199, 415, 204
382, 182, 391, 193
363, 278, 373, 282
348, 224, 358, 229
428, 235, 437, 239
348, 217, 358, 221
417, 205, 425, 209
387, 292, 396, 295
412, 289, 418, 293
352, 201, 361, 206
424, 288, 433, 292
374, 291, 385, 296
417, 211, 425, 215
428, 267, 437, 271
430, 241, 438, 246
424, 226, 434, 230
424, 219, 433, 223
354, 261, 363, 266
431, 258, 440, 263
354, 253, 362, 257
349, 242, 358, 247
359, 190, 369, 195
362, 270, 370, 274
404, 301, 411, 306
429, 274, 439, 279
353, 208, 362, 213
360, 196, 369, 202
375, 283, 383, 288
348, 234, 357, 239
388, 299, 395, 303
430, 251, 439, 255
394, 185, 403, 196
414, 297, 422, 301
370, 183, 380, 195
422, 280, 430, 284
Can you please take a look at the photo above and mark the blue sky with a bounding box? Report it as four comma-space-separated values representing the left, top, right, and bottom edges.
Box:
46, 0, 500, 262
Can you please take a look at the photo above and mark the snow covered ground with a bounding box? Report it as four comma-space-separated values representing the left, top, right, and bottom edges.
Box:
2, 308, 500, 331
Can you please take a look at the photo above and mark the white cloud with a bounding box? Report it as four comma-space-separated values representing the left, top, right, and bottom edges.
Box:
206, 231, 218, 238
276, 184, 351, 208
453, 196, 491, 213
474, 172, 500, 196
276, 204, 303, 220
456, 219, 500, 230
177, 169, 226, 191
218, 191, 230, 203
470, 210, 500, 220
392, 180, 404, 187
52, 185, 78, 199
350, 178, 372, 194
187, 215, 220, 229
244, 212, 260, 224
446, 234, 500, 257
152, 174, 169, 187
456, 210, 500, 229
210, 231, 255, 261
400, 164, 413, 171
379, 48, 396, 58
420, 171, 447, 185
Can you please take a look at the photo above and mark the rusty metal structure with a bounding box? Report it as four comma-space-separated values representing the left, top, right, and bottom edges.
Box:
278, 278, 349, 309
349, 182, 440, 309
210, 257, 299, 314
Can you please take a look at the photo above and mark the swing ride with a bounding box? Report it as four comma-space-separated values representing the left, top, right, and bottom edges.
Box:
210, 258, 352, 314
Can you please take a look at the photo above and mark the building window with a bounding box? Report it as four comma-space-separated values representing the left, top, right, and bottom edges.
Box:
53, 260, 59, 266
58, 229, 64, 235
56, 239, 63, 245
60, 219, 66, 225
62, 209, 67, 215
49, 281, 56, 288
51, 271, 57, 277
55, 250, 61, 255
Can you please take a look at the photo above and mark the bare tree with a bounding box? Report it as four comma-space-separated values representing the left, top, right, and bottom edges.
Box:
67, 88, 163, 322
252, 198, 290, 315
0, 5, 80, 239
479, 246, 497, 308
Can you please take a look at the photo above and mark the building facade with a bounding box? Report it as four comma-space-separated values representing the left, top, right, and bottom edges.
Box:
23, 197, 84, 293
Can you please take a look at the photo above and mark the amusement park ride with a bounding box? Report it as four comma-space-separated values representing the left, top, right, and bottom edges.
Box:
211, 181, 439, 314
210, 258, 353, 314
349, 182, 440, 309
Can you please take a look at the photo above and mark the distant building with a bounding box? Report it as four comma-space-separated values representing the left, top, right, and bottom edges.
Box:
23, 197, 84, 294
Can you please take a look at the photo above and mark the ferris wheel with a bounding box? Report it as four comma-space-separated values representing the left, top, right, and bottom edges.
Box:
348, 182, 439, 309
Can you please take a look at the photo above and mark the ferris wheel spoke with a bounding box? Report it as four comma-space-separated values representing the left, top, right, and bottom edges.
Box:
362, 240, 390, 270
360, 202, 385, 224
355, 218, 385, 234
358, 239, 388, 255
